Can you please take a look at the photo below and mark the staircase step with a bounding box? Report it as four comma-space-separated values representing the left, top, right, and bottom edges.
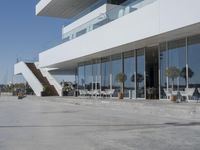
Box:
26, 63, 59, 96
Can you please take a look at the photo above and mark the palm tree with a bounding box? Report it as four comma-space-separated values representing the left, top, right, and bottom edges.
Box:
165, 66, 180, 90
131, 73, 144, 87
115, 72, 127, 99
180, 67, 194, 85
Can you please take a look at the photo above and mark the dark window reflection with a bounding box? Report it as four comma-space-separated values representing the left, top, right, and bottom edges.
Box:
188, 35, 200, 93
101, 57, 110, 90
160, 43, 168, 99
78, 65, 85, 89
136, 49, 145, 98
111, 54, 122, 97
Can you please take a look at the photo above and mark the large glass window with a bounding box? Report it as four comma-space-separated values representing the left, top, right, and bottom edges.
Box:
188, 35, 200, 94
78, 65, 85, 90
160, 43, 168, 99
136, 49, 145, 98
168, 39, 186, 90
92, 60, 101, 90
111, 54, 122, 97
101, 57, 110, 90
85, 63, 93, 90
124, 51, 136, 98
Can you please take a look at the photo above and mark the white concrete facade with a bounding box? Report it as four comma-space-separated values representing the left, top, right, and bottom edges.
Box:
15, 0, 200, 98
39, 0, 200, 69
14, 62, 44, 96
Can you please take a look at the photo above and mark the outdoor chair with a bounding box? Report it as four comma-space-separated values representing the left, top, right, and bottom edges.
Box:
180, 88, 195, 101
163, 88, 172, 99
198, 88, 200, 94
106, 89, 115, 98
92, 90, 101, 97
197, 88, 200, 102
100, 90, 107, 98
79, 90, 88, 96
101, 89, 115, 98
79, 90, 86, 96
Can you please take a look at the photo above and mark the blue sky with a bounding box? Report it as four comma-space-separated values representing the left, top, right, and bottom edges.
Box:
0, 0, 66, 84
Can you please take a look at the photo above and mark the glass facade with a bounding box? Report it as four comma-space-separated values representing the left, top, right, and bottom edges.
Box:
168, 39, 186, 90
101, 57, 111, 90
159, 42, 168, 99
188, 35, 200, 97
111, 54, 122, 97
92, 60, 101, 90
85, 62, 93, 90
78, 65, 85, 90
136, 49, 145, 98
124, 51, 136, 98
77, 34, 200, 100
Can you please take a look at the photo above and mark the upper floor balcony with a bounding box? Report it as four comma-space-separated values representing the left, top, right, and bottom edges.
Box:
36, 0, 99, 18
43, 0, 156, 49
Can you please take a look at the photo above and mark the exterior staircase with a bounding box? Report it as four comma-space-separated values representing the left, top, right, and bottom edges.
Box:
26, 63, 59, 96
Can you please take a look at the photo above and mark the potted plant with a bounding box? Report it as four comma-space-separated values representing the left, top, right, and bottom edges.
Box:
165, 66, 180, 102
115, 72, 127, 99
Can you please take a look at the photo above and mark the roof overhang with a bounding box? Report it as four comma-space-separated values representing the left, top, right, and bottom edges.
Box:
36, 0, 99, 18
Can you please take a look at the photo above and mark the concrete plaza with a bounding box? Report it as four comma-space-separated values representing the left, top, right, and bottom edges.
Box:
0, 96, 200, 150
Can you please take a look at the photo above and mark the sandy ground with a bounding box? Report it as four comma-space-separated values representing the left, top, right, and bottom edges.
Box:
0, 96, 200, 150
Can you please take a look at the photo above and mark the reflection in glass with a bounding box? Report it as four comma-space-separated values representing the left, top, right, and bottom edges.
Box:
160, 43, 168, 99
85, 63, 93, 90
78, 65, 85, 89
124, 51, 136, 98
92, 60, 101, 90
136, 49, 145, 98
111, 54, 122, 97
168, 39, 186, 90
188, 35, 200, 93
101, 57, 110, 90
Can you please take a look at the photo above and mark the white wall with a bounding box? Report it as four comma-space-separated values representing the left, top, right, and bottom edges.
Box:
39, 0, 200, 68
14, 62, 43, 96
159, 0, 200, 33
62, 4, 117, 36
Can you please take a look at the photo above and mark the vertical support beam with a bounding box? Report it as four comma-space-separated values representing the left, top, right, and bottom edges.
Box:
121, 52, 124, 93
186, 37, 189, 89
144, 48, 146, 99
158, 44, 161, 100
109, 56, 112, 91
166, 41, 169, 95
134, 49, 137, 99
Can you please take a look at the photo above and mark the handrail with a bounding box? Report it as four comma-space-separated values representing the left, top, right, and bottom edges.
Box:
16, 57, 39, 63
64, 0, 108, 26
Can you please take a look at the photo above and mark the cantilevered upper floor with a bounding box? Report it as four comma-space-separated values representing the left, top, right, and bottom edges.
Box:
36, 0, 128, 18
39, 0, 200, 70
36, 0, 99, 18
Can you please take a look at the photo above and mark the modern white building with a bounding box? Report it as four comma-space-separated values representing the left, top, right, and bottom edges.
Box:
15, 0, 200, 99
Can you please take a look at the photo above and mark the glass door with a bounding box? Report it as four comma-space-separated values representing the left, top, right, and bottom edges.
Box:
146, 46, 159, 99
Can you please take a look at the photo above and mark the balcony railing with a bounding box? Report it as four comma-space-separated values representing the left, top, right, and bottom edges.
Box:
16, 57, 39, 63
43, 0, 157, 50
64, 0, 108, 27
